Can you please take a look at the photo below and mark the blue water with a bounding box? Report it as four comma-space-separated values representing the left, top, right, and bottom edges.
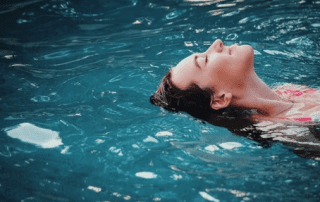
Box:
1, 0, 320, 201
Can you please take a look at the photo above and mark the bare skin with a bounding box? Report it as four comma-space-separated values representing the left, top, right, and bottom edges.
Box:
171, 39, 318, 122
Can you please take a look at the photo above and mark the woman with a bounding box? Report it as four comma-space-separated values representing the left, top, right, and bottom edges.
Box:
150, 39, 320, 160
150, 39, 320, 125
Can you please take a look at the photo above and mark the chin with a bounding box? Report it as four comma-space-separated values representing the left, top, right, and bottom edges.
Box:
241, 45, 254, 71
243, 44, 254, 53
242, 45, 254, 60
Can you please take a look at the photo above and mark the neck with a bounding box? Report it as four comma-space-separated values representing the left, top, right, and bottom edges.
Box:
232, 71, 293, 117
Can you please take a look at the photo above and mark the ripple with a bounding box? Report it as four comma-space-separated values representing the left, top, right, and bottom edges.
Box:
42, 50, 71, 60
0, 145, 12, 157
12, 58, 107, 78
239, 17, 250, 24
225, 33, 238, 40
199, 191, 220, 202
285, 37, 313, 46
78, 24, 111, 30
263, 50, 298, 58
164, 9, 187, 20
207, 9, 224, 16
254, 50, 262, 55
182, 0, 218, 7
30, 92, 60, 103
117, 102, 153, 114
217, 3, 236, 8
0, 0, 43, 15
222, 11, 239, 17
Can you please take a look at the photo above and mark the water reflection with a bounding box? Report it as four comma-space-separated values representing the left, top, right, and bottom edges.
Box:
4, 123, 63, 148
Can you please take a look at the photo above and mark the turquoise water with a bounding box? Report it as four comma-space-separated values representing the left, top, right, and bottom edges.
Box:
1, 0, 320, 201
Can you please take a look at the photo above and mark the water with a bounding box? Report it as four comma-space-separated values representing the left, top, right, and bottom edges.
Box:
1, 0, 320, 201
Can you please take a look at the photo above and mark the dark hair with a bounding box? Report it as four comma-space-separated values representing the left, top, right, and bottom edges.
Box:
150, 71, 271, 147
149, 70, 320, 159
150, 71, 223, 120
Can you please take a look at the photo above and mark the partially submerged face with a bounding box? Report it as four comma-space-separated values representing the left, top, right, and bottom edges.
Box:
171, 39, 254, 96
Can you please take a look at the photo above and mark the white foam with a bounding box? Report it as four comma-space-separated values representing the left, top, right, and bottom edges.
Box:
254, 50, 261, 55
4, 123, 63, 148
155, 131, 173, 137
87, 185, 101, 192
61, 146, 70, 154
143, 136, 158, 143
135, 172, 157, 179
219, 142, 243, 150
95, 139, 105, 144
205, 145, 220, 152
199, 191, 220, 202
311, 23, 320, 27
171, 174, 182, 180
109, 147, 123, 156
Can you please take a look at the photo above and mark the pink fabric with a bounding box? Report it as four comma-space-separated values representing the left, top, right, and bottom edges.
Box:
284, 90, 303, 96
292, 117, 312, 122
303, 90, 317, 93
277, 89, 317, 122
282, 89, 317, 97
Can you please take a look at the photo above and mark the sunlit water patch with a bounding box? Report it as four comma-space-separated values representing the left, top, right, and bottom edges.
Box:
4, 123, 63, 149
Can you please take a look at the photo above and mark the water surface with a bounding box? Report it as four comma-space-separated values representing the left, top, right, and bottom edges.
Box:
1, 0, 320, 201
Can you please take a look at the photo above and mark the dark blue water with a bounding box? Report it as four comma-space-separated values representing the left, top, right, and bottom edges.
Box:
1, 0, 320, 201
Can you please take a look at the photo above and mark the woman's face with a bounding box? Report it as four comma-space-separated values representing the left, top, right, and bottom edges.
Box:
171, 39, 254, 94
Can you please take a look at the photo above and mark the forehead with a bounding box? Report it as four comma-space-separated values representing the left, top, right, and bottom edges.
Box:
171, 55, 195, 90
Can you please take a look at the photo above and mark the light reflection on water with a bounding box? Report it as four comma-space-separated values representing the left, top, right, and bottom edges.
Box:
4, 123, 63, 149
1, 0, 320, 201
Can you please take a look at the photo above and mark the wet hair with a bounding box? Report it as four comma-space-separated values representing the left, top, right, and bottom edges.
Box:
150, 71, 269, 147
150, 71, 223, 120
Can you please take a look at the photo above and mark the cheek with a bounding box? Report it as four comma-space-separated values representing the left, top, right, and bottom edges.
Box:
215, 59, 238, 77
213, 62, 246, 89
215, 69, 237, 86
196, 72, 213, 89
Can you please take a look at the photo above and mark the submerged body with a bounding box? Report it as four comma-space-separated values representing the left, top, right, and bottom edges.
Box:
256, 84, 320, 124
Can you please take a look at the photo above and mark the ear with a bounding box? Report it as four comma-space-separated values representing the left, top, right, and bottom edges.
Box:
210, 92, 232, 110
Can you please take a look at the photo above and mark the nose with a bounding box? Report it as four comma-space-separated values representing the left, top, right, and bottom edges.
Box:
207, 39, 223, 53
